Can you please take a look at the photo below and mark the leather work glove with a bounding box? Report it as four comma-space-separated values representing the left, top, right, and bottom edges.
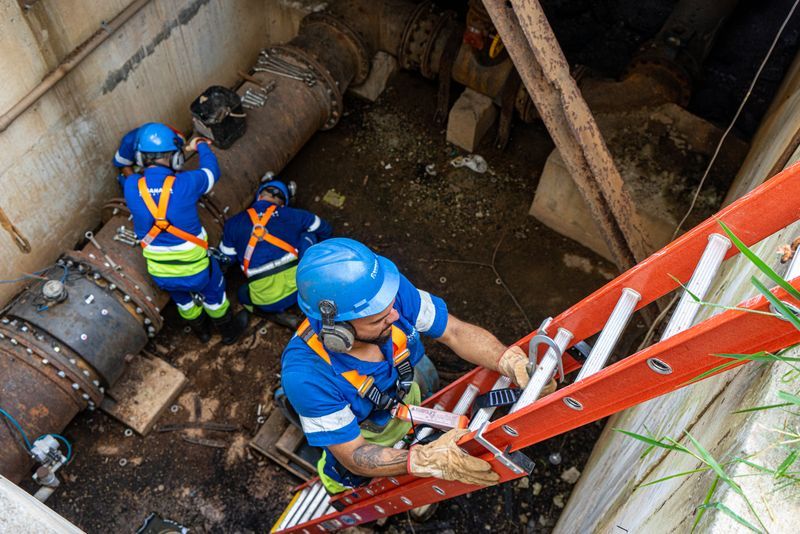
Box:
187, 136, 212, 152
497, 346, 557, 396
408, 429, 499, 486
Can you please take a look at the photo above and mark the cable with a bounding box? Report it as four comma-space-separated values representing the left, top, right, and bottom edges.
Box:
0, 407, 33, 450
42, 433, 73, 461
0, 263, 58, 284
671, 0, 800, 240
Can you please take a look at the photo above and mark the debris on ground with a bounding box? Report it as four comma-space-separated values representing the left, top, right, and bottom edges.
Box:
450, 154, 488, 173
322, 189, 346, 208
560, 467, 581, 484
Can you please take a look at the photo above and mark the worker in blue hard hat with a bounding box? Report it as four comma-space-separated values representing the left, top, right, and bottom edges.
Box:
112, 122, 186, 188
123, 122, 248, 345
280, 238, 541, 493
219, 177, 332, 328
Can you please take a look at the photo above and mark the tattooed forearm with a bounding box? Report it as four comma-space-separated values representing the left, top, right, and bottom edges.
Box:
351, 444, 408, 476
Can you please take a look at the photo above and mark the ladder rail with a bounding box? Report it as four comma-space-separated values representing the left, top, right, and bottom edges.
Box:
281, 278, 800, 532
420, 164, 800, 418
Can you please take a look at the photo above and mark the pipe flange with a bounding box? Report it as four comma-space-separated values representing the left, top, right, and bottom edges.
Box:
269, 45, 343, 131
63, 251, 163, 333
300, 12, 372, 86
102, 198, 131, 224
398, 1, 434, 70
420, 11, 456, 79
0, 322, 102, 407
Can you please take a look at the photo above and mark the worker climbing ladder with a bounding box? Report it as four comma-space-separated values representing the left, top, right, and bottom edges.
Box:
272, 163, 800, 533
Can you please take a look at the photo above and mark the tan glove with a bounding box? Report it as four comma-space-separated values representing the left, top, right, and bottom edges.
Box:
497, 346, 557, 395
186, 136, 212, 152
408, 429, 499, 486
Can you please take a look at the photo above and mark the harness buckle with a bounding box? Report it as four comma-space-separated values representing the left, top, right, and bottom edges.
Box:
154, 218, 171, 230
252, 224, 267, 238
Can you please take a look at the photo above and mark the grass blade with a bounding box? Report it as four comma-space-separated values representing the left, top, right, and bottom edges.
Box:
685, 431, 742, 495
640, 467, 710, 488
718, 219, 800, 301
733, 402, 793, 414
700, 502, 763, 533
777, 390, 800, 406
751, 276, 800, 331
614, 429, 682, 452
691, 476, 719, 533
775, 450, 798, 479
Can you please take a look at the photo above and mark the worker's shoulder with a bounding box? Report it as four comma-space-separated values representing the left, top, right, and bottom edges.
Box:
281, 335, 334, 374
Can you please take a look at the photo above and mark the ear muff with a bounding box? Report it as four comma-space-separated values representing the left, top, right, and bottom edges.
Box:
135, 150, 144, 168
171, 150, 185, 170
319, 300, 355, 352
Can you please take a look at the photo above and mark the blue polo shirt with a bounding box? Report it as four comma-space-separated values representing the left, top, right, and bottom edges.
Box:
123, 143, 220, 248
113, 128, 139, 168
220, 200, 332, 276
281, 274, 448, 447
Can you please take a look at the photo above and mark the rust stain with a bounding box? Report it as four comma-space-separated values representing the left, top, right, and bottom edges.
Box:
29, 405, 50, 418
0, 204, 31, 253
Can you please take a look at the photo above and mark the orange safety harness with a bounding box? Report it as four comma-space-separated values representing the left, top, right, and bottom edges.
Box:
296, 318, 413, 410
137, 176, 208, 250
242, 205, 298, 273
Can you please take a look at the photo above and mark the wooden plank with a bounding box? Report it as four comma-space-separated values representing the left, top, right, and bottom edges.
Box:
250, 410, 312, 481
276, 425, 317, 474
100, 354, 187, 435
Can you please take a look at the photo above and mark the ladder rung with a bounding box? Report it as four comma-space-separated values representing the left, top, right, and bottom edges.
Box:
274, 486, 311, 532
661, 233, 731, 340
287, 483, 326, 528
468, 376, 511, 431
575, 288, 640, 381
510, 328, 573, 413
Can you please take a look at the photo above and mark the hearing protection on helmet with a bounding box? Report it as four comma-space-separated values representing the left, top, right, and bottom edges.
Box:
319, 299, 355, 352
135, 133, 185, 170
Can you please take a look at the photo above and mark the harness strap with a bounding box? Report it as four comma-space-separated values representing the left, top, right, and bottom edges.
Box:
138, 176, 208, 250
242, 205, 298, 274
296, 319, 414, 411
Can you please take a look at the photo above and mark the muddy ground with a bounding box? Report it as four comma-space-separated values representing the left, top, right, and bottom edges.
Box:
39, 71, 620, 533
35, 1, 800, 532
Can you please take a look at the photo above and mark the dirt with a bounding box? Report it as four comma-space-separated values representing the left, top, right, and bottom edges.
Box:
37, 71, 616, 533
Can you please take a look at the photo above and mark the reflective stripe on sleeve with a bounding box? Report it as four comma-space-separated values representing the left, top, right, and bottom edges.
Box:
202, 168, 216, 194
219, 243, 237, 256
300, 405, 356, 434
415, 290, 436, 332
307, 216, 321, 232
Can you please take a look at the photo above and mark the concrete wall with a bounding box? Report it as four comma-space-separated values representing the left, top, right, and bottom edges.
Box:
0, 476, 84, 533
556, 55, 800, 533
0, 0, 271, 305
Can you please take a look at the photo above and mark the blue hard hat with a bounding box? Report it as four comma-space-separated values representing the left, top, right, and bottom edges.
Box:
256, 180, 291, 205
297, 238, 400, 322
136, 122, 184, 153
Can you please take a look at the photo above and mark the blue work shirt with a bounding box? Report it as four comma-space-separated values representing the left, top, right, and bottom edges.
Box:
113, 128, 139, 168
281, 274, 449, 448
220, 200, 332, 277
123, 143, 220, 249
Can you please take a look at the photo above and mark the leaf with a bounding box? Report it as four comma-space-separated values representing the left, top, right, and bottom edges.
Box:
718, 219, 800, 301
697, 502, 763, 533
777, 390, 800, 406
614, 429, 683, 452
751, 276, 800, 332
691, 476, 719, 533
639, 467, 710, 488
733, 402, 793, 414
684, 431, 742, 495
775, 450, 798, 479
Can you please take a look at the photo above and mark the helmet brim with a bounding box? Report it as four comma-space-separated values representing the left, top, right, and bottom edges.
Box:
298, 255, 400, 322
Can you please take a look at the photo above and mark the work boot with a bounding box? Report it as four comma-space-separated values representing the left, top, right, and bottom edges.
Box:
212, 308, 250, 345
185, 314, 211, 343
253, 309, 301, 330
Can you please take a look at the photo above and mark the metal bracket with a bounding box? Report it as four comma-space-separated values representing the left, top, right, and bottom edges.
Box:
473, 422, 534, 476
526, 317, 565, 382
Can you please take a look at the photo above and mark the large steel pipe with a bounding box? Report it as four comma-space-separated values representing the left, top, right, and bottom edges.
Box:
0, 0, 457, 486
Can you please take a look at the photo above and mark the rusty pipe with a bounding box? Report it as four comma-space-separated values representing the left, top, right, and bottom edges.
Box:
0, 0, 153, 134
0, 6, 391, 484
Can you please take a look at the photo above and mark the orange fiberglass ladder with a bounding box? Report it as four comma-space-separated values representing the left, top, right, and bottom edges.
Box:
271, 164, 800, 533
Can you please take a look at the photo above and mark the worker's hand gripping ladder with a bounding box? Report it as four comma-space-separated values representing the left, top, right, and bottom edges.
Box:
272, 163, 800, 533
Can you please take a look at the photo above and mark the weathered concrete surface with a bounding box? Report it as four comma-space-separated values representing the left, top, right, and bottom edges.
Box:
531, 103, 747, 262
446, 88, 497, 152
556, 68, 800, 533
349, 51, 398, 102
0, 476, 84, 533
0, 0, 269, 305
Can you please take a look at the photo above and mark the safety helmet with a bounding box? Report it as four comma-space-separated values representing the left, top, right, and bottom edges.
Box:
297, 238, 400, 322
136, 122, 185, 153
256, 180, 291, 206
